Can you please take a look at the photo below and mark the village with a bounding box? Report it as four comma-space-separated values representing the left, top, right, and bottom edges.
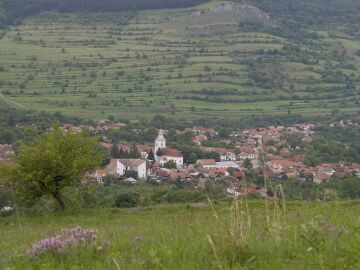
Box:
2, 119, 360, 198
0, 119, 343, 198
3, 119, 359, 198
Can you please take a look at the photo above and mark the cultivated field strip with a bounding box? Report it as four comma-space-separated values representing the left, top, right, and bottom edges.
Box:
0, 1, 359, 119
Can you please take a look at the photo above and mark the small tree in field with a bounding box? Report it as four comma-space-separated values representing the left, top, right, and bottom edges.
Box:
2, 123, 102, 210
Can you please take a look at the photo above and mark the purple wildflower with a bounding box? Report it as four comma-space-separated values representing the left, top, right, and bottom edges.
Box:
134, 236, 146, 242
28, 227, 98, 258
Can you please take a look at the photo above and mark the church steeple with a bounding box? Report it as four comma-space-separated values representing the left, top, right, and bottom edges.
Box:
155, 129, 166, 154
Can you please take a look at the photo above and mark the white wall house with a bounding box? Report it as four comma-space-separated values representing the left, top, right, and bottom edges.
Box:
197, 159, 217, 169
238, 149, 256, 160
215, 161, 240, 169
158, 153, 183, 167
117, 159, 147, 178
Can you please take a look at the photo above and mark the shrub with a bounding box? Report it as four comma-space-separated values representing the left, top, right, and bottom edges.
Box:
124, 170, 138, 179
163, 160, 177, 169
167, 190, 206, 203
115, 192, 140, 208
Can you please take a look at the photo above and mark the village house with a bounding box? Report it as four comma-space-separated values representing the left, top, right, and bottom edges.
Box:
313, 172, 332, 184
185, 126, 207, 135
95, 158, 147, 183
267, 158, 304, 177
238, 148, 256, 160
192, 134, 208, 145
215, 161, 240, 169
169, 170, 191, 182
95, 121, 126, 132
197, 159, 217, 169
200, 147, 236, 161
136, 145, 152, 159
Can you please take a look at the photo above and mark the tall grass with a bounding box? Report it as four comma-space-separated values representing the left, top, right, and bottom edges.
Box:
1, 199, 360, 269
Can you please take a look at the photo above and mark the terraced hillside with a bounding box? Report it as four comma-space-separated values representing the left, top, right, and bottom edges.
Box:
0, 0, 360, 120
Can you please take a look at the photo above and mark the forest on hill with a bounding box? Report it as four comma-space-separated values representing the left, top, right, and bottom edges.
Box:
1, 0, 360, 24
0, 0, 209, 22
242, 0, 360, 24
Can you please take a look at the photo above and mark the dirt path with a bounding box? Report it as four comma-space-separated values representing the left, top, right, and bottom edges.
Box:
0, 93, 26, 109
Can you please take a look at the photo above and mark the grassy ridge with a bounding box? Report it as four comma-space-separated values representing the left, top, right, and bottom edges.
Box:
0, 1, 359, 120
1, 200, 360, 269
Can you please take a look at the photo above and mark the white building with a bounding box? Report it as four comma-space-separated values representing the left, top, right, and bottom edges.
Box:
238, 149, 256, 160
117, 159, 147, 178
155, 130, 183, 167
215, 161, 240, 169
95, 158, 147, 183
197, 159, 217, 169
197, 159, 239, 169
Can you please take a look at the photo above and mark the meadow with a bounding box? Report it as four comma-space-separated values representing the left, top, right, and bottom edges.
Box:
1, 200, 360, 269
0, 1, 359, 120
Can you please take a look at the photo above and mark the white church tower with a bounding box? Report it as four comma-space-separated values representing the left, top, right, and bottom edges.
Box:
155, 129, 166, 155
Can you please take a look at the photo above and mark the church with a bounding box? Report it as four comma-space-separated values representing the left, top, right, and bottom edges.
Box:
154, 130, 183, 167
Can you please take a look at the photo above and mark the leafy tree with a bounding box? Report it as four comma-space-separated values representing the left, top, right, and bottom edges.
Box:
187, 152, 198, 165
156, 148, 163, 156
205, 181, 225, 199
129, 144, 140, 158
110, 144, 119, 158
218, 128, 230, 139
2, 123, 102, 210
114, 192, 139, 208
244, 158, 253, 171
163, 160, 177, 169
332, 177, 360, 199
175, 177, 183, 189
227, 167, 236, 176
147, 149, 155, 160
124, 170, 138, 179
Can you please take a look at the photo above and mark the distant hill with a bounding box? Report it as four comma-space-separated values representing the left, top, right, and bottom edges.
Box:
0, 0, 210, 22
0, 0, 359, 120
0, 6, 8, 27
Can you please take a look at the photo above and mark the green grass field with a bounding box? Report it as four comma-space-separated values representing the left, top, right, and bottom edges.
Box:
1, 200, 360, 269
0, 0, 360, 120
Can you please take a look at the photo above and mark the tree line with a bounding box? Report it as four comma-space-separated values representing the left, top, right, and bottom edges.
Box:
0, 0, 209, 22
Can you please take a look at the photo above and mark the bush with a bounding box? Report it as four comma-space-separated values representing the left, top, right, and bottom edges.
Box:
167, 190, 206, 203
0, 208, 14, 217
124, 170, 138, 179
149, 187, 171, 204
115, 192, 140, 208
0, 186, 12, 208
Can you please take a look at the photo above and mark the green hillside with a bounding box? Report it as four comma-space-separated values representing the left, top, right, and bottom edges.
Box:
0, 0, 359, 120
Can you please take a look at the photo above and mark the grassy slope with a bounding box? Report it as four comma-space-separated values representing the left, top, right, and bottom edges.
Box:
0, 0, 359, 120
1, 200, 360, 269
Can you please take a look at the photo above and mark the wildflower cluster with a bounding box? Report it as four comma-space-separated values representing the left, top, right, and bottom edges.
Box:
28, 227, 98, 257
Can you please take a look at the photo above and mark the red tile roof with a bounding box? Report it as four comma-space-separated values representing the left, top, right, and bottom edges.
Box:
119, 159, 146, 167
197, 159, 216, 166
159, 148, 182, 157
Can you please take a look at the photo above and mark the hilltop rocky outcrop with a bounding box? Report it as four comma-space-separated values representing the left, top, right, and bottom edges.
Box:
191, 2, 270, 20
